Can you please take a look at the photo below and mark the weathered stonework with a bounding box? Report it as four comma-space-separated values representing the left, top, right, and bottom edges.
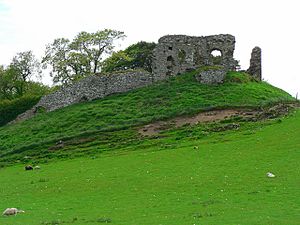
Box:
11, 70, 153, 123
152, 34, 239, 81
36, 70, 152, 112
14, 34, 263, 123
247, 46, 262, 80
195, 68, 227, 85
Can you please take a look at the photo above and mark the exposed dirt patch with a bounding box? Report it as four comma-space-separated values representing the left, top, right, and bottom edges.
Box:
139, 109, 254, 136
139, 102, 299, 136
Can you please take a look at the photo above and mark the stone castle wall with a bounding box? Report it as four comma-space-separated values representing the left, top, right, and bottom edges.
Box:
36, 70, 153, 112
152, 34, 239, 81
13, 70, 153, 122
195, 68, 227, 85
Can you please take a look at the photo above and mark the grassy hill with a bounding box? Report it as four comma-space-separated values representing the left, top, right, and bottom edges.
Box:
0, 70, 295, 165
0, 70, 299, 224
0, 104, 299, 224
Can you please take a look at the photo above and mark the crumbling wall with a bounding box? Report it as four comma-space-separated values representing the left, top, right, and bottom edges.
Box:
152, 34, 238, 81
35, 70, 152, 112
37, 70, 152, 112
247, 46, 262, 81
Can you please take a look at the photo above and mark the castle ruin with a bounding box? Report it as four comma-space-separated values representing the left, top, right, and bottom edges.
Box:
14, 34, 262, 121
152, 34, 261, 83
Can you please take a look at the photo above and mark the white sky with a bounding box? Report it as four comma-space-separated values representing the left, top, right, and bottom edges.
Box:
0, 0, 299, 97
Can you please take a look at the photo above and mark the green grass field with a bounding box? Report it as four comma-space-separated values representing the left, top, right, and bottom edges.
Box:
0, 109, 299, 225
0, 70, 299, 224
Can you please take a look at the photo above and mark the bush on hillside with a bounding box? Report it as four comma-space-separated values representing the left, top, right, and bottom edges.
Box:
0, 95, 41, 126
225, 71, 255, 83
24, 81, 51, 96
102, 41, 156, 73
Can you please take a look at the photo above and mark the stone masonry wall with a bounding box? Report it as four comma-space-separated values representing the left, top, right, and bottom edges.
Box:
36, 70, 153, 112
195, 68, 227, 85
152, 34, 239, 81
13, 70, 153, 122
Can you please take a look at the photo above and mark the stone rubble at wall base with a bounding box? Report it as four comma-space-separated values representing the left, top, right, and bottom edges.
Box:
195, 68, 227, 85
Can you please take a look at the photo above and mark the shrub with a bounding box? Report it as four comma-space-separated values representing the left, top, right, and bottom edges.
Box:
0, 95, 41, 126
225, 71, 255, 83
102, 41, 156, 73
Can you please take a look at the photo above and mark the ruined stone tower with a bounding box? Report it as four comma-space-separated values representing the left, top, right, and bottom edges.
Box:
247, 46, 262, 81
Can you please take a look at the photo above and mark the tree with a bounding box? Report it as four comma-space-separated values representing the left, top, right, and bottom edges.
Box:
101, 51, 133, 72
123, 41, 156, 72
42, 38, 74, 84
43, 29, 125, 84
10, 51, 41, 82
9, 51, 41, 96
0, 51, 43, 99
0, 66, 13, 99
102, 41, 156, 73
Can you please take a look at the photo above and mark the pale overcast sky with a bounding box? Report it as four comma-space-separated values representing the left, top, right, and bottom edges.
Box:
0, 0, 299, 97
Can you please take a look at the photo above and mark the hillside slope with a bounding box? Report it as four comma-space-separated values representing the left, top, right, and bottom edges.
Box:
0, 71, 296, 165
0, 108, 299, 225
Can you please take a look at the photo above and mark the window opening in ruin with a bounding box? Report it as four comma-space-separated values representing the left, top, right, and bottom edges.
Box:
211, 49, 222, 57
167, 56, 173, 61
210, 49, 222, 65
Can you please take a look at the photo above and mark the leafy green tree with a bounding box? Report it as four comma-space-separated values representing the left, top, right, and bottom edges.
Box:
0, 65, 25, 99
42, 38, 73, 84
102, 41, 156, 73
43, 29, 125, 84
123, 41, 156, 72
24, 81, 50, 96
10, 51, 41, 82
0, 51, 44, 100
9, 51, 41, 96
0, 66, 14, 99
72, 30, 125, 73
102, 51, 133, 72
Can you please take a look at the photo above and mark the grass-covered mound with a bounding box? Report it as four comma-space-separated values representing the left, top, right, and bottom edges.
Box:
0, 108, 299, 225
0, 70, 295, 164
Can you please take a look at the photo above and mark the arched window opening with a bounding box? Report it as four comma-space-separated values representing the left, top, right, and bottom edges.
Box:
210, 49, 222, 65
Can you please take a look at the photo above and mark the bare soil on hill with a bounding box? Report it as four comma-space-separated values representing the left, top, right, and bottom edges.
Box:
139, 109, 252, 136
139, 103, 299, 136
